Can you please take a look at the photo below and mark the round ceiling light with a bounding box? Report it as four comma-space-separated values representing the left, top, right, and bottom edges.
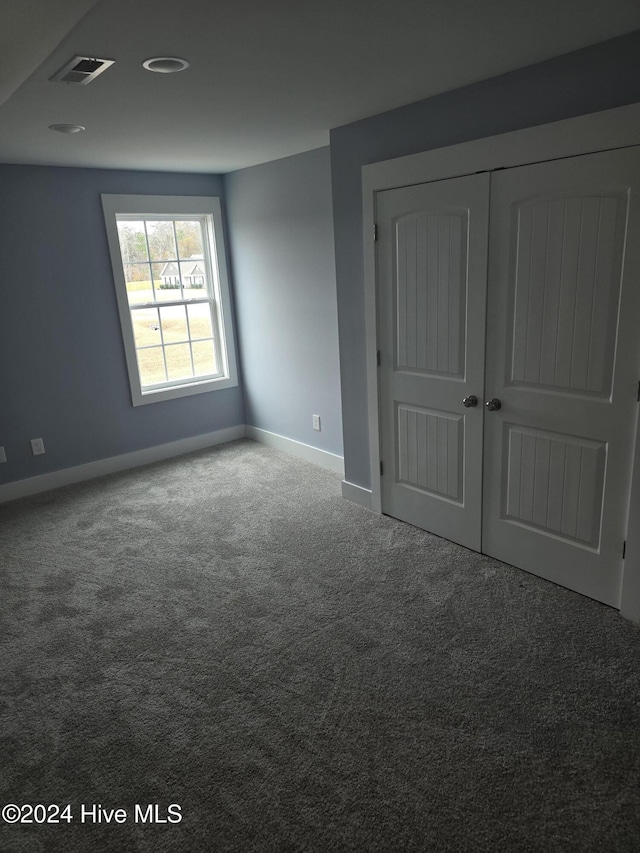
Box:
49, 124, 86, 134
142, 57, 190, 74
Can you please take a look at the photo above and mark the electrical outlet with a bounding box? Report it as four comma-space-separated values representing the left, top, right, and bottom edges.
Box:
30, 437, 45, 456
312, 414, 321, 431
0, 447, 6, 463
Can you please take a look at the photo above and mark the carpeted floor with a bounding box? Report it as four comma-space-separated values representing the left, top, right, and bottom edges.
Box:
1, 438, 639, 852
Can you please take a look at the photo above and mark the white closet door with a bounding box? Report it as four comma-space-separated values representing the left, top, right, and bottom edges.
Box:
483, 147, 640, 606
377, 173, 489, 550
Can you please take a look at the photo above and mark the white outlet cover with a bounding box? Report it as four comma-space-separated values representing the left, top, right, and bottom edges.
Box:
30, 438, 45, 456
0, 446, 6, 463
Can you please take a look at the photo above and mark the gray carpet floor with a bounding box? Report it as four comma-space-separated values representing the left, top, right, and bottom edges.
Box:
1, 438, 640, 853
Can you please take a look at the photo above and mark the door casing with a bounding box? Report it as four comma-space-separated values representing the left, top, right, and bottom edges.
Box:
361, 101, 640, 620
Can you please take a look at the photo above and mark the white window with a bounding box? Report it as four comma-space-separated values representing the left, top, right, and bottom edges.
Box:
102, 195, 238, 406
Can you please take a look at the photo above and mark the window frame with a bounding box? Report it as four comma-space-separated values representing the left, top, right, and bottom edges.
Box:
102, 194, 238, 406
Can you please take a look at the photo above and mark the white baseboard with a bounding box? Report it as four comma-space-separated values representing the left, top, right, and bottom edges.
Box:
0, 425, 345, 503
0, 425, 246, 504
245, 426, 344, 474
341, 480, 373, 509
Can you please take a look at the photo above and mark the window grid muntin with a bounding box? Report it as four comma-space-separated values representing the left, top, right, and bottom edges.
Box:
118, 214, 220, 390
130, 297, 210, 310
183, 301, 196, 376
141, 219, 159, 303
122, 251, 211, 304
135, 338, 215, 352
136, 341, 219, 390
118, 214, 212, 300
133, 317, 219, 387
152, 305, 168, 383
171, 220, 185, 301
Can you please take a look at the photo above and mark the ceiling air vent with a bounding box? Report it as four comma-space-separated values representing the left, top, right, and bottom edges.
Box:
50, 55, 114, 85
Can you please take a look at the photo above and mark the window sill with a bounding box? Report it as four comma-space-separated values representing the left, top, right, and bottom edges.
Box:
131, 374, 238, 406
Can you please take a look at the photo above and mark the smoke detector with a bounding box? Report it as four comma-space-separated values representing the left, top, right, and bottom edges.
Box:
50, 56, 114, 85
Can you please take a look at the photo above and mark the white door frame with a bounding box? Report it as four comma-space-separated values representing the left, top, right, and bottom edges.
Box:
361, 100, 640, 620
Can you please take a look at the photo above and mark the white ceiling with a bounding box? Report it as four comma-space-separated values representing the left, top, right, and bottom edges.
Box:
1, 0, 640, 174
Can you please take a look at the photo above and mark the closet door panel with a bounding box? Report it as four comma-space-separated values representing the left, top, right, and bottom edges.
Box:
377, 173, 490, 550
483, 146, 640, 606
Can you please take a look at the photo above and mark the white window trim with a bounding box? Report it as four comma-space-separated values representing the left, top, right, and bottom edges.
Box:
102, 194, 238, 406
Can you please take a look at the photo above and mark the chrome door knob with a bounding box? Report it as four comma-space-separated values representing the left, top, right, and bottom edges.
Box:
462, 395, 478, 408
485, 398, 502, 411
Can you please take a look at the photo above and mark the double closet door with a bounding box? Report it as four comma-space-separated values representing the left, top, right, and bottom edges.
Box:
377, 146, 640, 607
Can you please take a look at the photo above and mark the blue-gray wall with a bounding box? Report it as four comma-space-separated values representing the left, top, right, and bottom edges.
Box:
0, 165, 244, 484
330, 29, 640, 489
224, 147, 343, 457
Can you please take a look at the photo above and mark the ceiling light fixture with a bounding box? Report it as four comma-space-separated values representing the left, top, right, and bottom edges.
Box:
142, 57, 189, 74
49, 124, 86, 134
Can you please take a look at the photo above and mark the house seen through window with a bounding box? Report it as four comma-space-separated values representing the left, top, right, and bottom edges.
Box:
102, 195, 237, 406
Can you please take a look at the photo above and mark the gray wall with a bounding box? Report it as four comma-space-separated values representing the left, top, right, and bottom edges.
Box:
0, 165, 244, 485
330, 29, 640, 489
224, 147, 343, 457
